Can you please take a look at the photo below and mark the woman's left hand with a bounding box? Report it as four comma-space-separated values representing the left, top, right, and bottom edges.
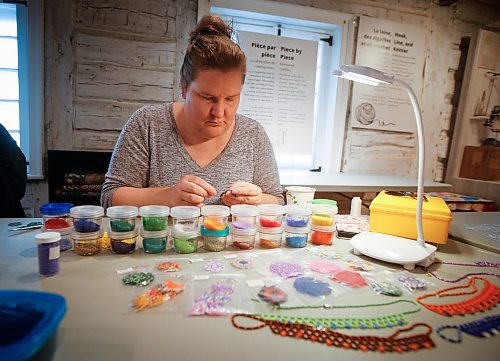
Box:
221, 181, 262, 206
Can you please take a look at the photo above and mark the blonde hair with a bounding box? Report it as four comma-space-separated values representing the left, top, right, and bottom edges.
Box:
180, 14, 246, 88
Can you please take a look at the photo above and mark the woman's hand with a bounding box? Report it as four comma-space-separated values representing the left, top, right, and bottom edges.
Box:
221, 181, 262, 206
167, 175, 217, 207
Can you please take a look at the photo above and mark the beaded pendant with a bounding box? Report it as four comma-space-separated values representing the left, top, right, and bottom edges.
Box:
417, 277, 500, 316
436, 315, 500, 343
231, 314, 435, 353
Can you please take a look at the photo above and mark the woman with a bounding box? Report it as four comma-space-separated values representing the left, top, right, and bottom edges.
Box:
101, 14, 283, 208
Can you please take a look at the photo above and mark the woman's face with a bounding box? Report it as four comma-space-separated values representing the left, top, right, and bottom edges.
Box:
182, 68, 244, 140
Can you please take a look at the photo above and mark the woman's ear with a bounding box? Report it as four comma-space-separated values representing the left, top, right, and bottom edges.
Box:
180, 82, 187, 99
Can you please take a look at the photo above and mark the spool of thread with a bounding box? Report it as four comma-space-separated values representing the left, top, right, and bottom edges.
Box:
35, 232, 61, 277
350, 197, 362, 217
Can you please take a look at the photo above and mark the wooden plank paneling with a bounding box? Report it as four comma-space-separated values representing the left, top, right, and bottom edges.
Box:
75, 33, 176, 69
73, 130, 120, 150
76, 63, 174, 102
75, 0, 176, 37
73, 98, 145, 131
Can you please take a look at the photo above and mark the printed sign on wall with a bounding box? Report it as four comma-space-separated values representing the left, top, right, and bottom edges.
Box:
237, 31, 318, 154
351, 16, 425, 133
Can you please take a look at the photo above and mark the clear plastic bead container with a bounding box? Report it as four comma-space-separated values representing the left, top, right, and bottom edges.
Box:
70, 205, 105, 233
201, 205, 230, 232
172, 229, 199, 254
231, 228, 257, 250
311, 204, 338, 230
139, 205, 169, 232
284, 225, 310, 248
257, 204, 285, 229
40, 203, 73, 231
259, 227, 283, 249
109, 230, 138, 254
107, 206, 139, 233
285, 204, 312, 228
141, 229, 168, 254
230, 204, 258, 231
171, 206, 200, 235
71, 231, 102, 256
311, 226, 334, 246
58, 228, 74, 251
201, 226, 230, 252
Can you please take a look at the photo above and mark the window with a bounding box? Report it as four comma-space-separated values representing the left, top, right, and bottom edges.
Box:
198, 0, 354, 172
0, 0, 43, 178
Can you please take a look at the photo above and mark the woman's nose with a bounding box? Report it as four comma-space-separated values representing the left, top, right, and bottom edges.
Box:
211, 100, 224, 117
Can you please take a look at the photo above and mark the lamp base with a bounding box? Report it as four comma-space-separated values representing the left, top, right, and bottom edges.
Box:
351, 232, 437, 270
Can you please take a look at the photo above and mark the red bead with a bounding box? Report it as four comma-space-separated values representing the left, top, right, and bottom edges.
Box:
310, 335, 318, 342
45, 218, 71, 229
360, 345, 368, 352
280, 330, 287, 337
325, 339, 333, 347
378, 345, 386, 353
342, 342, 350, 349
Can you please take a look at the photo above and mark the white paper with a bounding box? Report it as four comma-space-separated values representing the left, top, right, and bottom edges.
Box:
351, 16, 425, 133
238, 31, 318, 154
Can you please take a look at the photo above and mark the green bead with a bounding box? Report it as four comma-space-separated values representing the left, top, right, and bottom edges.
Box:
142, 217, 167, 231
143, 237, 167, 253
173, 236, 198, 254
110, 219, 135, 232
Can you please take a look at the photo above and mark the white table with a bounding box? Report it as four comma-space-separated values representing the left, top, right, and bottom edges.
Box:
1, 218, 499, 361
448, 212, 500, 253
279, 170, 452, 192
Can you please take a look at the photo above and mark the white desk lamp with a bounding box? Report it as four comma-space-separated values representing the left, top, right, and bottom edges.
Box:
333, 64, 436, 270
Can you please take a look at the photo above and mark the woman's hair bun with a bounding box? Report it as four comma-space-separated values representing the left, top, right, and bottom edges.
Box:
190, 14, 232, 43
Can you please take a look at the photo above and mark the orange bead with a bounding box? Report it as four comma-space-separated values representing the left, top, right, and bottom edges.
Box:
378, 345, 386, 353
360, 345, 368, 352
310, 335, 317, 342
325, 339, 334, 347
280, 330, 287, 337
342, 342, 350, 349
204, 219, 226, 231
295, 331, 304, 338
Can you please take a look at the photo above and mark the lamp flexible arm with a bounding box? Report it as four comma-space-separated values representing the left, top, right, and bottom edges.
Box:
392, 78, 425, 246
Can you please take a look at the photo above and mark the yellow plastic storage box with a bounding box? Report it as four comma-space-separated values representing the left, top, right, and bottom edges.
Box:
369, 191, 452, 244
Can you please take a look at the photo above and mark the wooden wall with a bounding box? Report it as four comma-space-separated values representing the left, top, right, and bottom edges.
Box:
23, 0, 499, 215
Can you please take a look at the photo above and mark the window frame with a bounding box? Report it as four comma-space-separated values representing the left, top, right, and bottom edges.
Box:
3, 0, 44, 179
198, 0, 355, 173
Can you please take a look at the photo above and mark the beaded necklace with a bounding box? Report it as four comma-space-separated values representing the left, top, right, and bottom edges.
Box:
421, 260, 500, 283
416, 277, 500, 316
231, 314, 434, 353
259, 299, 421, 330
436, 315, 500, 343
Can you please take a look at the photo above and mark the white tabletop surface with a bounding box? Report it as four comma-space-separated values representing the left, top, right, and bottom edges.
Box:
448, 212, 500, 253
279, 170, 452, 192
1, 218, 499, 361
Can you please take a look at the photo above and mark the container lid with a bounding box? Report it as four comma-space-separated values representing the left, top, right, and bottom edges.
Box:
230, 204, 258, 217
311, 203, 338, 216
308, 199, 337, 206
201, 205, 230, 217
70, 230, 104, 240
70, 205, 104, 218
311, 224, 335, 232
109, 229, 139, 240
35, 232, 61, 244
257, 204, 285, 216
0, 290, 66, 361
285, 225, 311, 233
171, 206, 200, 219
201, 225, 230, 237
370, 191, 452, 218
139, 205, 170, 217
39, 203, 74, 215
258, 225, 283, 234
285, 204, 312, 216
171, 228, 199, 238
106, 205, 139, 218
42, 226, 73, 235
231, 227, 257, 236
140, 229, 169, 238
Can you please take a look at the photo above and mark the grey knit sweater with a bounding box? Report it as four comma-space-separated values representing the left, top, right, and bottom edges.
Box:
101, 103, 284, 207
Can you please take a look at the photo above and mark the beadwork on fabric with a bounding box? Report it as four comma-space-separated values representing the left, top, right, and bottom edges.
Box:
231, 314, 435, 353
417, 277, 500, 316
436, 315, 500, 343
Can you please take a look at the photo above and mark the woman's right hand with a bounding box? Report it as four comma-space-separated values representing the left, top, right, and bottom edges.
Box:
167, 175, 217, 207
